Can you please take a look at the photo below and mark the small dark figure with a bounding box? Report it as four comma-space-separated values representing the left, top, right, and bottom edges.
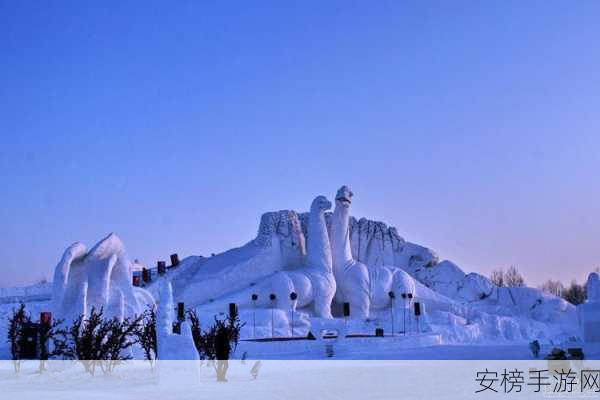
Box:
215, 325, 231, 382
529, 340, 540, 358
241, 351, 247, 364
250, 360, 262, 380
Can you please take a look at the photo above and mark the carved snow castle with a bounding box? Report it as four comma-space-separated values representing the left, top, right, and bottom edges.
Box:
51, 185, 585, 355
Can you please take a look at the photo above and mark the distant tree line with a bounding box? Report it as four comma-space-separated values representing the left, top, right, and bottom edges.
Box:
489, 265, 591, 306
539, 279, 587, 305
489, 266, 526, 288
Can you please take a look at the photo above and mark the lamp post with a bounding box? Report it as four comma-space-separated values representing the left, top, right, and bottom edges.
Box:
343, 302, 350, 335
388, 291, 395, 336
401, 293, 408, 335
290, 292, 297, 337
269, 294, 276, 339
414, 302, 421, 334
407, 293, 413, 334
251, 294, 258, 339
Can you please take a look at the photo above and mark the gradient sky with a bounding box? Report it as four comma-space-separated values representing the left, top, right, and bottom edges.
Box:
1, 1, 599, 288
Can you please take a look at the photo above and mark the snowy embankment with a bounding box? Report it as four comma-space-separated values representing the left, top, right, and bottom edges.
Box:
0, 283, 52, 304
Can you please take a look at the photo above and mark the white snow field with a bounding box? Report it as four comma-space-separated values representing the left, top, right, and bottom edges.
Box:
0, 186, 582, 360
4, 359, 600, 400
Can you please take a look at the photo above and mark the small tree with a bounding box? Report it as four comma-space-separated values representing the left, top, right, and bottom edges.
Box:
188, 307, 244, 360
504, 265, 525, 288
490, 269, 505, 287
68, 307, 142, 375
490, 266, 525, 288
135, 307, 157, 369
563, 280, 587, 305
224, 304, 243, 354
102, 314, 142, 374
7, 303, 30, 373
38, 316, 70, 371
539, 280, 564, 297
188, 309, 202, 356
69, 308, 103, 373
188, 309, 214, 360
187, 307, 244, 381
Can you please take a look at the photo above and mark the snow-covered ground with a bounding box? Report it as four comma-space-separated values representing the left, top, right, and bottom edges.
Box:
4, 358, 600, 400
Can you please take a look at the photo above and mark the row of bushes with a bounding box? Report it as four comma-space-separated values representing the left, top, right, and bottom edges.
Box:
7, 303, 242, 375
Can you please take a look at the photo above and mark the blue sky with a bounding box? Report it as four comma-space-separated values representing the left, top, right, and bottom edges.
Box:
1, 1, 599, 287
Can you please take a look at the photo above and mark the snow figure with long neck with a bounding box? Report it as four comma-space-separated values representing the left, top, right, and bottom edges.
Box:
288, 195, 336, 318
330, 186, 371, 319
197, 195, 336, 319
330, 186, 418, 322
52, 233, 155, 322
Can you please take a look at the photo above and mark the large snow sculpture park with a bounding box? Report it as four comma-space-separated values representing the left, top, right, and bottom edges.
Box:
44, 185, 587, 358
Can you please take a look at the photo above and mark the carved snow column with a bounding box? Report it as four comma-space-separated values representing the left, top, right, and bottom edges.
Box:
579, 272, 600, 344
156, 281, 199, 360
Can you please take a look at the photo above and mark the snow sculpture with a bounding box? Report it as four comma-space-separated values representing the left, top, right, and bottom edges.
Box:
193, 195, 336, 319
169, 191, 434, 313
167, 211, 303, 309
287, 195, 336, 318
347, 218, 437, 270
578, 272, 600, 344
51, 233, 154, 322
299, 213, 438, 275
330, 186, 371, 319
587, 272, 600, 303
156, 281, 199, 360
330, 186, 419, 320
34, 183, 582, 346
